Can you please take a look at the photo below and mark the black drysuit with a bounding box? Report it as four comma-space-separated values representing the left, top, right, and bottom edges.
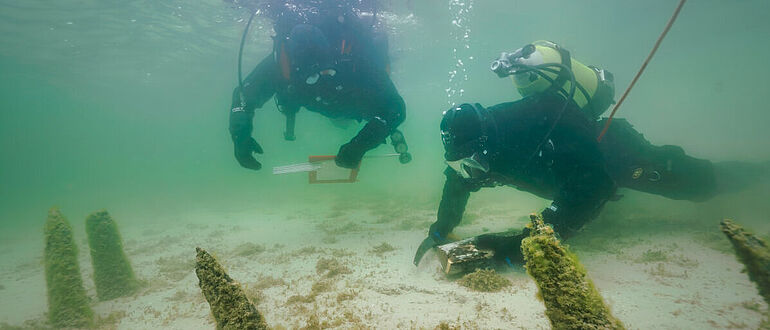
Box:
228, 18, 405, 169
428, 93, 717, 261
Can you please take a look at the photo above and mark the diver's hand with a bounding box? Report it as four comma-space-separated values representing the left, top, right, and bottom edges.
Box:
476, 229, 530, 266
413, 236, 437, 266
413, 231, 451, 266
335, 142, 365, 169
233, 136, 263, 170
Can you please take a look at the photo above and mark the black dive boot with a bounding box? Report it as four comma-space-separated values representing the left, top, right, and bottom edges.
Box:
714, 161, 770, 195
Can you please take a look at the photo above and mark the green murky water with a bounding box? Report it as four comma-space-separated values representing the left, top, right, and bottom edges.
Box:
2, 0, 770, 328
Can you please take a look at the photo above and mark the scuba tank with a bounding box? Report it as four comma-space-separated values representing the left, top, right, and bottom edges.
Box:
490, 40, 615, 120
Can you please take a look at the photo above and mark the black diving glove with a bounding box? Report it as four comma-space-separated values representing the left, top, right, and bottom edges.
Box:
335, 117, 390, 169
335, 142, 366, 169
230, 110, 263, 171
413, 231, 449, 266
233, 137, 263, 170
475, 230, 529, 266
540, 205, 571, 239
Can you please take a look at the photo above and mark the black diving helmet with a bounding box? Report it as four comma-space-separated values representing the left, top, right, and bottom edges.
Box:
440, 103, 496, 179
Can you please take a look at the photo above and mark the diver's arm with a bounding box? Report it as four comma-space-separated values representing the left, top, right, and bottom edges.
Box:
430, 167, 475, 240
229, 55, 279, 170
231, 55, 279, 112
335, 75, 406, 168
414, 167, 475, 265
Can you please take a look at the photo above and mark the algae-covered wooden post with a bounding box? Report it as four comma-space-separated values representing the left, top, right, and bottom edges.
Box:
720, 219, 770, 304
521, 214, 624, 329
85, 210, 140, 300
44, 207, 94, 328
195, 247, 268, 330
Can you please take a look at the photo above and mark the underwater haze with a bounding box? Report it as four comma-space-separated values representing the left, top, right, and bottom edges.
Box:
2, 0, 770, 328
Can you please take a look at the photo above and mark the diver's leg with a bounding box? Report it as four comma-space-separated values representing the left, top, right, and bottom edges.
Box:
713, 160, 770, 194
599, 118, 717, 202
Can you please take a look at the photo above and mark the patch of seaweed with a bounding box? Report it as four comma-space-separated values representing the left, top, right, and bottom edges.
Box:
741, 300, 762, 312
286, 294, 314, 305
0, 323, 24, 330
252, 275, 287, 290
232, 243, 265, 257
0, 318, 48, 330
316, 258, 351, 278
321, 236, 338, 244
435, 321, 461, 330
457, 269, 511, 293
647, 263, 688, 279
245, 287, 266, 306
164, 290, 189, 302
637, 249, 669, 263
94, 310, 127, 329
310, 280, 333, 295
243, 275, 286, 304
286, 279, 334, 305
331, 249, 355, 258
318, 222, 361, 236
156, 255, 195, 281
369, 242, 396, 256
635, 247, 699, 268
297, 307, 367, 329
292, 246, 321, 257
336, 290, 358, 303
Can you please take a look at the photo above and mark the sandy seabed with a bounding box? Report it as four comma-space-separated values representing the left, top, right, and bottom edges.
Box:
0, 194, 767, 329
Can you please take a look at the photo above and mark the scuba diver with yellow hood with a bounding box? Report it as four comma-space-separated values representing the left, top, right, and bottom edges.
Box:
228, 0, 410, 171
414, 41, 770, 267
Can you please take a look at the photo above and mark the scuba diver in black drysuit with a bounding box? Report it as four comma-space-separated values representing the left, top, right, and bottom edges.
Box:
229, 0, 410, 170
413, 41, 769, 267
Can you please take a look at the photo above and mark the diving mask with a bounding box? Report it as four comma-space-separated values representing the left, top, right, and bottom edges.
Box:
446, 152, 490, 179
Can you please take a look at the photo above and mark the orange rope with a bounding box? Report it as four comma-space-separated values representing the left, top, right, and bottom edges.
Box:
597, 0, 687, 142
